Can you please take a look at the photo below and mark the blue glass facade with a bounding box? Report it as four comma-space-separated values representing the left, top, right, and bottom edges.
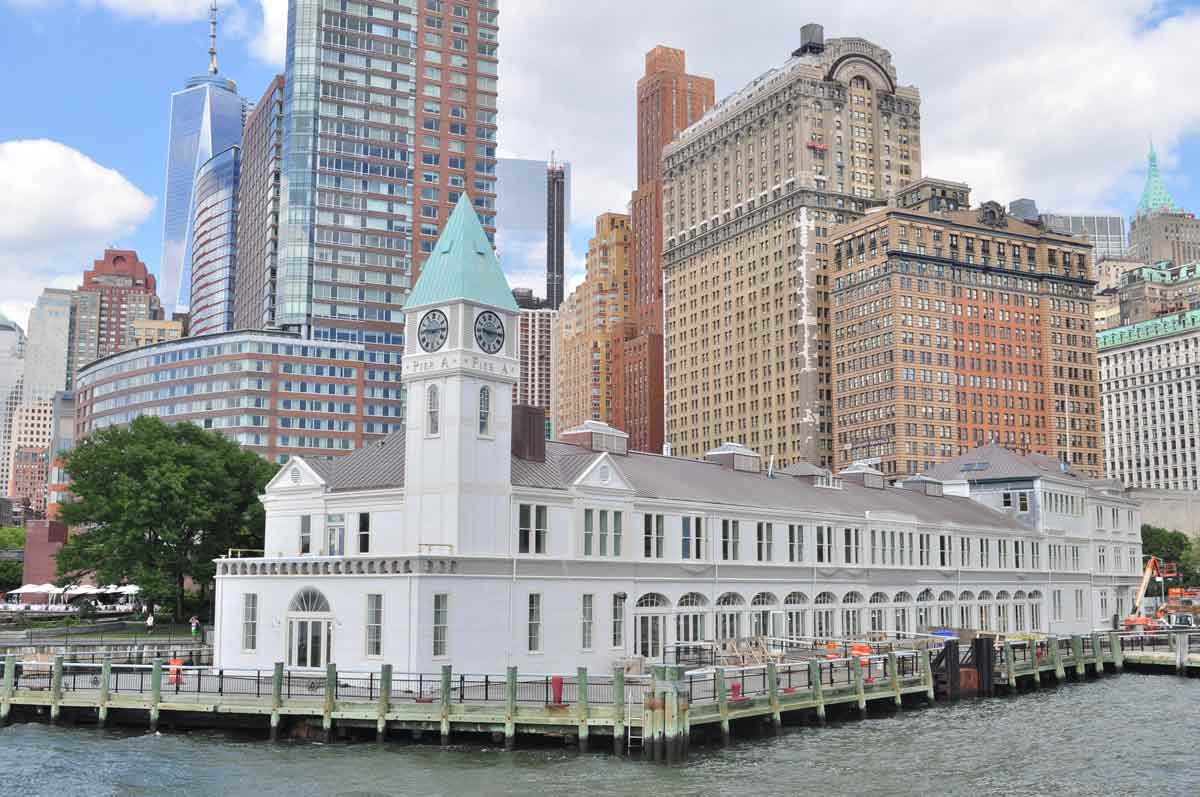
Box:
189, 146, 241, 337
160, 74, 245, 314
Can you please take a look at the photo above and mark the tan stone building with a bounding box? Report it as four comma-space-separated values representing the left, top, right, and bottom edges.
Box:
1129, 144, 1200, 265
662, 24, 921, 466
829, 201, 1102, 478
552, 214, 633, 434
128, 318, 185, 349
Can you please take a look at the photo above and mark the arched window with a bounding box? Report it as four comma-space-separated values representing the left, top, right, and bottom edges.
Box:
869, 592, 889, 604
289, 587, 330, 613
716, 592, 745, 606
751, 592, 777, 636
478, 386, 491, 435
958, 590, 975, 602
427, 385, 439, 435
916, 589, 935, 603
893, 591, 913, 604
814, 591, 836, 605
783, 592, 808, 639
751, 592, 778, 607
842, 591, 864, 605
784, 592, 809, 605
938, 591, 956, 603
635, 592, 670, 609
676, 593, 706, 645
678, 592, 707, 607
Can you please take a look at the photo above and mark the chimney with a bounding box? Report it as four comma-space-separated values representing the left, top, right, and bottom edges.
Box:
794, 23, 825, 57
511, 405, 546, 463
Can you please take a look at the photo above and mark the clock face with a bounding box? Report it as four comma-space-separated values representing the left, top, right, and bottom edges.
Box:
474, 310, 505, 354
418, 309, 449, 352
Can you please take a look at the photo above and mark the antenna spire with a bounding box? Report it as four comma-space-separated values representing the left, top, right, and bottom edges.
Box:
208, 0, 219, 75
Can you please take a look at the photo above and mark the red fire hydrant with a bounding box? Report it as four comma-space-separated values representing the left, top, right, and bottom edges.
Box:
730, 681, 742, 699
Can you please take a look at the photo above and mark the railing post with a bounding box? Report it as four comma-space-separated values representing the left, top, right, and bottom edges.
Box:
610, 666, 624, 755
505, 665, 518, 751
849, 657, 866, 715
1108, 632, 1124, 673
439, 664, 451, 746
0, 654, 15, 725
808, 659, 826, 724
323, 662, 336, 743
1003, 641, 1018, 691
767, 660, 782, 733
49, 654, 64, 725
377, 663, 392, 742
887, 651, 902, 708
714, 667, 731, 745
576, 667, 590, 753
149, 658, 162, 732
1071, 636, 1086, 678
269, 662, 283, 741
1050, 636, 1065, 681
98, 656, 112, 727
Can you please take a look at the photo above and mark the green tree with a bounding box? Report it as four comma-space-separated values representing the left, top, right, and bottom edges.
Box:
55, 416, 278, 620
0, 526, 25, 592
1141, 524, 1199, 586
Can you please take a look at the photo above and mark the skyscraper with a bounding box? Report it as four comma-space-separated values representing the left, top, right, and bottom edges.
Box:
22, 289, 74, 402
0, 312, 25, 499
275, 0, 499, 427
662, 24, 921, 467
189, 145, 241, 336
494, 156, 570, 292
159, 2, 247, 313
616, 45, 714, 454
545, 160, 566, 309
1129, 143, 1200, 265
233, 75, 285, 331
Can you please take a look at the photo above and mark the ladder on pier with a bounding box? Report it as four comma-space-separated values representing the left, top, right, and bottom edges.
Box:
626, 704, 643, 752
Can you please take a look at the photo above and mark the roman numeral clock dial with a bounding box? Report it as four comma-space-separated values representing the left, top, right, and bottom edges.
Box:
474, 310, 505, 354
418, 309, 448, 352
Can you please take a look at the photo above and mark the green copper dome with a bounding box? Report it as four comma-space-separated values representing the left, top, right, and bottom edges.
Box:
403, 194, 518, 313
1136, 142, 1181, 217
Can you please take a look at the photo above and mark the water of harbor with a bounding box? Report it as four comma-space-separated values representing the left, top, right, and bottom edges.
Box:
1, 673, 1196, 796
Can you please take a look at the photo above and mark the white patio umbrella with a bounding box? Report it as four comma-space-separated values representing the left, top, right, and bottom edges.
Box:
117, 585, 141, 595
7, 584, 40, 594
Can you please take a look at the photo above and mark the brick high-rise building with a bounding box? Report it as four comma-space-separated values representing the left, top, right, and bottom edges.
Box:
5, 399, 53, 505
829, 201, 1101, 478
234, 75, 284, 331
71, 249, 162, 378
517, 306, 556, 429
616, 46, 714, 454
1129, 143, 1200, 265
662, 24, 921, 466
274, 0, 499, 429
553, 213, 633, 434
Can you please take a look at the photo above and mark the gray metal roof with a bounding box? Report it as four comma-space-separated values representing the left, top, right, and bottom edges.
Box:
296, 433, 1024, 530
923, 444, 1088, 483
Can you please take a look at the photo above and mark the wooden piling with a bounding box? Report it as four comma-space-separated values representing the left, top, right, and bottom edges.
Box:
1090, 633, 1106, 676
920, 649, 934, 702
714, 667, 731, 745
1050, 636, 1066, 681
1108, 631, 1124, 672
1177, 633, 1191, 675
323, 662, 337, 743
1003, 642, 1018, 691
0, 653, 14, 725
887, 651, 902, 709
1071, 636, 1086, 678
766, 661, 783, 733
650, 665, 666, 763
149, 658, 162, 732
269, 662, 283, 741
98, 656, 112, 727
576, 667, 590, 753
505, 666, 518, 751
849, 657, 866, 715
808, 659, 826, 723
611, 666, 624, 755
662, 684, 679, 763
376, 663, 392, 741
439, 664, 451, 746
1031, 644, 1042, 688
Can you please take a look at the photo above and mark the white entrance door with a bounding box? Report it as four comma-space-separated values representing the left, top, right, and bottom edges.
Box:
636, 614, 664, 659
288, 618, 333, 669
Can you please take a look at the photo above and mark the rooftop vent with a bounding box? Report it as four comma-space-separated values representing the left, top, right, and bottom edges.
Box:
559, 420, 628, 456
838, 462, 886, 489
793, 23, 825, 57
704, 441, 761, 473
900, 476, 944, 497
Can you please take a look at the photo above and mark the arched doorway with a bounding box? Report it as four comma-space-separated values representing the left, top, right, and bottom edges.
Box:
634, 593, 670, 659
287, 587, 333, 669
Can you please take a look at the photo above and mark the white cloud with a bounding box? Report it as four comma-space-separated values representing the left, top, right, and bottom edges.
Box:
250, 0, 286, 65
0, 140, 155, 327
500, 0, 1200, 224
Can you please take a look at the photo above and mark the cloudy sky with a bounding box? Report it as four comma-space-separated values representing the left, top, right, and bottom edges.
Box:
2, 0, 1199, 328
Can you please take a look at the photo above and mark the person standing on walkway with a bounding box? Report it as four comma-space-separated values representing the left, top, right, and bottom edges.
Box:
189, 616, 200, 640
145, 610, 155, 635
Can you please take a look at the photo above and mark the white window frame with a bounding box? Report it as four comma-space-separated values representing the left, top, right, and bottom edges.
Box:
242, 593, 258, 652
366, 593, 383, 658
433, 593, 449, 658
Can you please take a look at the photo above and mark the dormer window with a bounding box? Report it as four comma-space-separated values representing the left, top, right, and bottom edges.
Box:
427, 385, 440, 435
478, 386, 491, 436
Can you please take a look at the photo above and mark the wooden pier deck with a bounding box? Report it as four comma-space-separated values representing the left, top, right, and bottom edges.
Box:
1, 631, 1195, 760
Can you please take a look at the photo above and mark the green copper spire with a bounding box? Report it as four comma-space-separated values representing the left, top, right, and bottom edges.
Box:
404, 194, 518, 313
1136, 141, 1181, 217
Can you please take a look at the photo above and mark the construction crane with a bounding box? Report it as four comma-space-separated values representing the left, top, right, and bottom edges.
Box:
1123, 555, 1178, 631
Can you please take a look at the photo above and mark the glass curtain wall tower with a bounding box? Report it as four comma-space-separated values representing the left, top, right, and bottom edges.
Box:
278, 0, 499, 427
159, 2, 247, 314
190, 146, 242, 336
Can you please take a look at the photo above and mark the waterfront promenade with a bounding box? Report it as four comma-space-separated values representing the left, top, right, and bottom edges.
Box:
0, 631, 1196, 762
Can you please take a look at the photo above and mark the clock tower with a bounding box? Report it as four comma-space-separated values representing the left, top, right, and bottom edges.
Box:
401, 195, 520, 556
